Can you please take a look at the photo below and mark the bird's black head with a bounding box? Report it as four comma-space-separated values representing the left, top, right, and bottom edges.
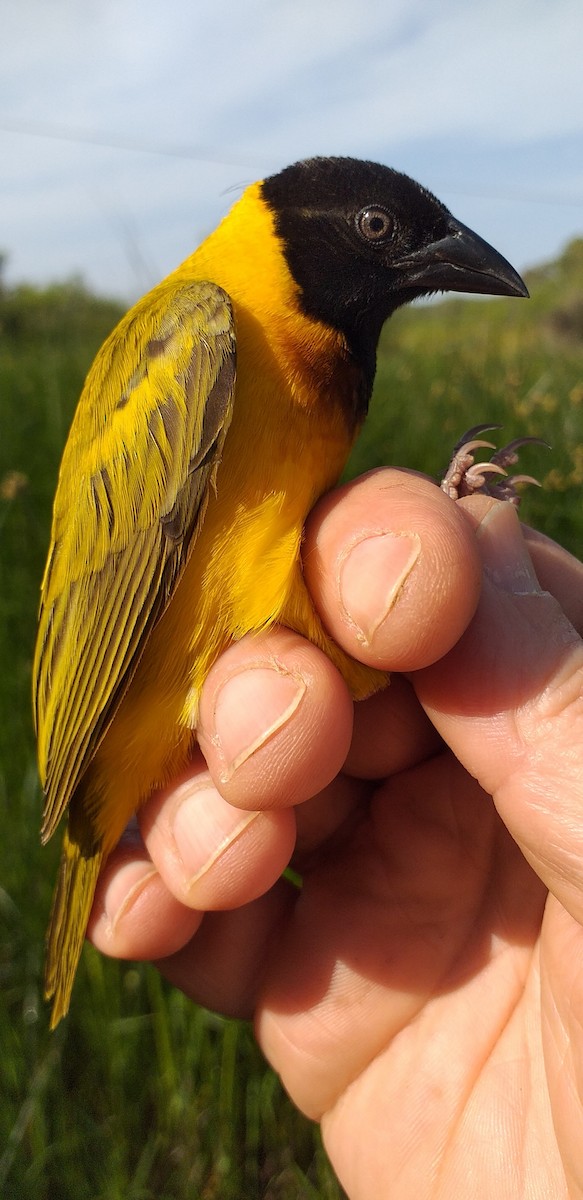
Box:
262, 156, 528, 380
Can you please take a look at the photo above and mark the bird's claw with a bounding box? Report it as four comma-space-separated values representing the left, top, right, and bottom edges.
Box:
441, 427, 548, 507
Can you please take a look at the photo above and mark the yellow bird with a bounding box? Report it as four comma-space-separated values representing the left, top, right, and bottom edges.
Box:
33, 156, 528, 1027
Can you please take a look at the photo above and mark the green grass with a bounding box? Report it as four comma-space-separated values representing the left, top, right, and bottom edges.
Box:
1, 243, 583, 1198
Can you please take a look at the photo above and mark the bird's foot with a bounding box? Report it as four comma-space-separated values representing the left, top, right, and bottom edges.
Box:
440, 424, 548, 507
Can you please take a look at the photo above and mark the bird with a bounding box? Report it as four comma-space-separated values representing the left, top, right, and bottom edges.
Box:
33, 155, 528, 1027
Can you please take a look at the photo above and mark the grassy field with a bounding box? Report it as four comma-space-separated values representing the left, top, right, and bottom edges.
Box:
1, 242, 583, 1199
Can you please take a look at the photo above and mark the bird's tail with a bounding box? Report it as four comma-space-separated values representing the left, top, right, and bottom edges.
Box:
44, 806, 104, 1030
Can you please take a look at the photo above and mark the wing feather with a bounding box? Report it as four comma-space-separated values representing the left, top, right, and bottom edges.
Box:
33, 280, 236, 841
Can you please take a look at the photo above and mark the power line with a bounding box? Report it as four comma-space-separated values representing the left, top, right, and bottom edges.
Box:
0, 117, 266, 172
1, 117, 583, 209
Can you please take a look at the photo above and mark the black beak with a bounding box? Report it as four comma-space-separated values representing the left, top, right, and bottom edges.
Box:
399, 219, 529, 299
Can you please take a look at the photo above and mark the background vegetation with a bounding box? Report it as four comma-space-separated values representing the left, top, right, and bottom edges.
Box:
2, 241, 583, 1199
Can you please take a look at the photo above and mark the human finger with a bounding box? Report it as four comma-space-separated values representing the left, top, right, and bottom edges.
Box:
88, 819, 203, 960
155, 882, 296, 1019
415, 500, 583, 926
522, 523, 583, 634
302, 468, 482, 671
88, 753, 297, 959
197, 627, 355, 810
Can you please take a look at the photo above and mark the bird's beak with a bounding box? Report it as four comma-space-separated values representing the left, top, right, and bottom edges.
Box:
399, 219, 529, 298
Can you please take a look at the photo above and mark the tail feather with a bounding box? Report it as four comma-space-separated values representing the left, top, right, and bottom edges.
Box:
44, 809, 104, 1030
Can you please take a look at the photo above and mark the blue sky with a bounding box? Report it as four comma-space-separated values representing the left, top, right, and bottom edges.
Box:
3, 0, 583, 300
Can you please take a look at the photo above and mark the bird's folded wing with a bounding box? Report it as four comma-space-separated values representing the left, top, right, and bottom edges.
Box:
33, 279, 236, 841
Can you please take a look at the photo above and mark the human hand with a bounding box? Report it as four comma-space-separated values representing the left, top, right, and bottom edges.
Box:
88, 469, 583, 1199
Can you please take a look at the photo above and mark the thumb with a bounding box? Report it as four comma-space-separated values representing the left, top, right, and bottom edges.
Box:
414, 501, 583, 926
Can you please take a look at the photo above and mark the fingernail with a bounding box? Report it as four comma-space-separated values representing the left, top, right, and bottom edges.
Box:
105, 861, 159, 933
477, 503, 543, 595
212, 665, 307, 779
171, 780, 260, 891
338, 531, 421, 645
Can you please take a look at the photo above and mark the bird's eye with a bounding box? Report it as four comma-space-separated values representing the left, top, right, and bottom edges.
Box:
355, 206, 394, 244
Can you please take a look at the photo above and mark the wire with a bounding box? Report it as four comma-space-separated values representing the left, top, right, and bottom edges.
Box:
0, 117, 267, 172
2, 117, 583, 209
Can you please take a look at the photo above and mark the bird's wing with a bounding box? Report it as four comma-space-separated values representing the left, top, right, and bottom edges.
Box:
33, 279, 236, 841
